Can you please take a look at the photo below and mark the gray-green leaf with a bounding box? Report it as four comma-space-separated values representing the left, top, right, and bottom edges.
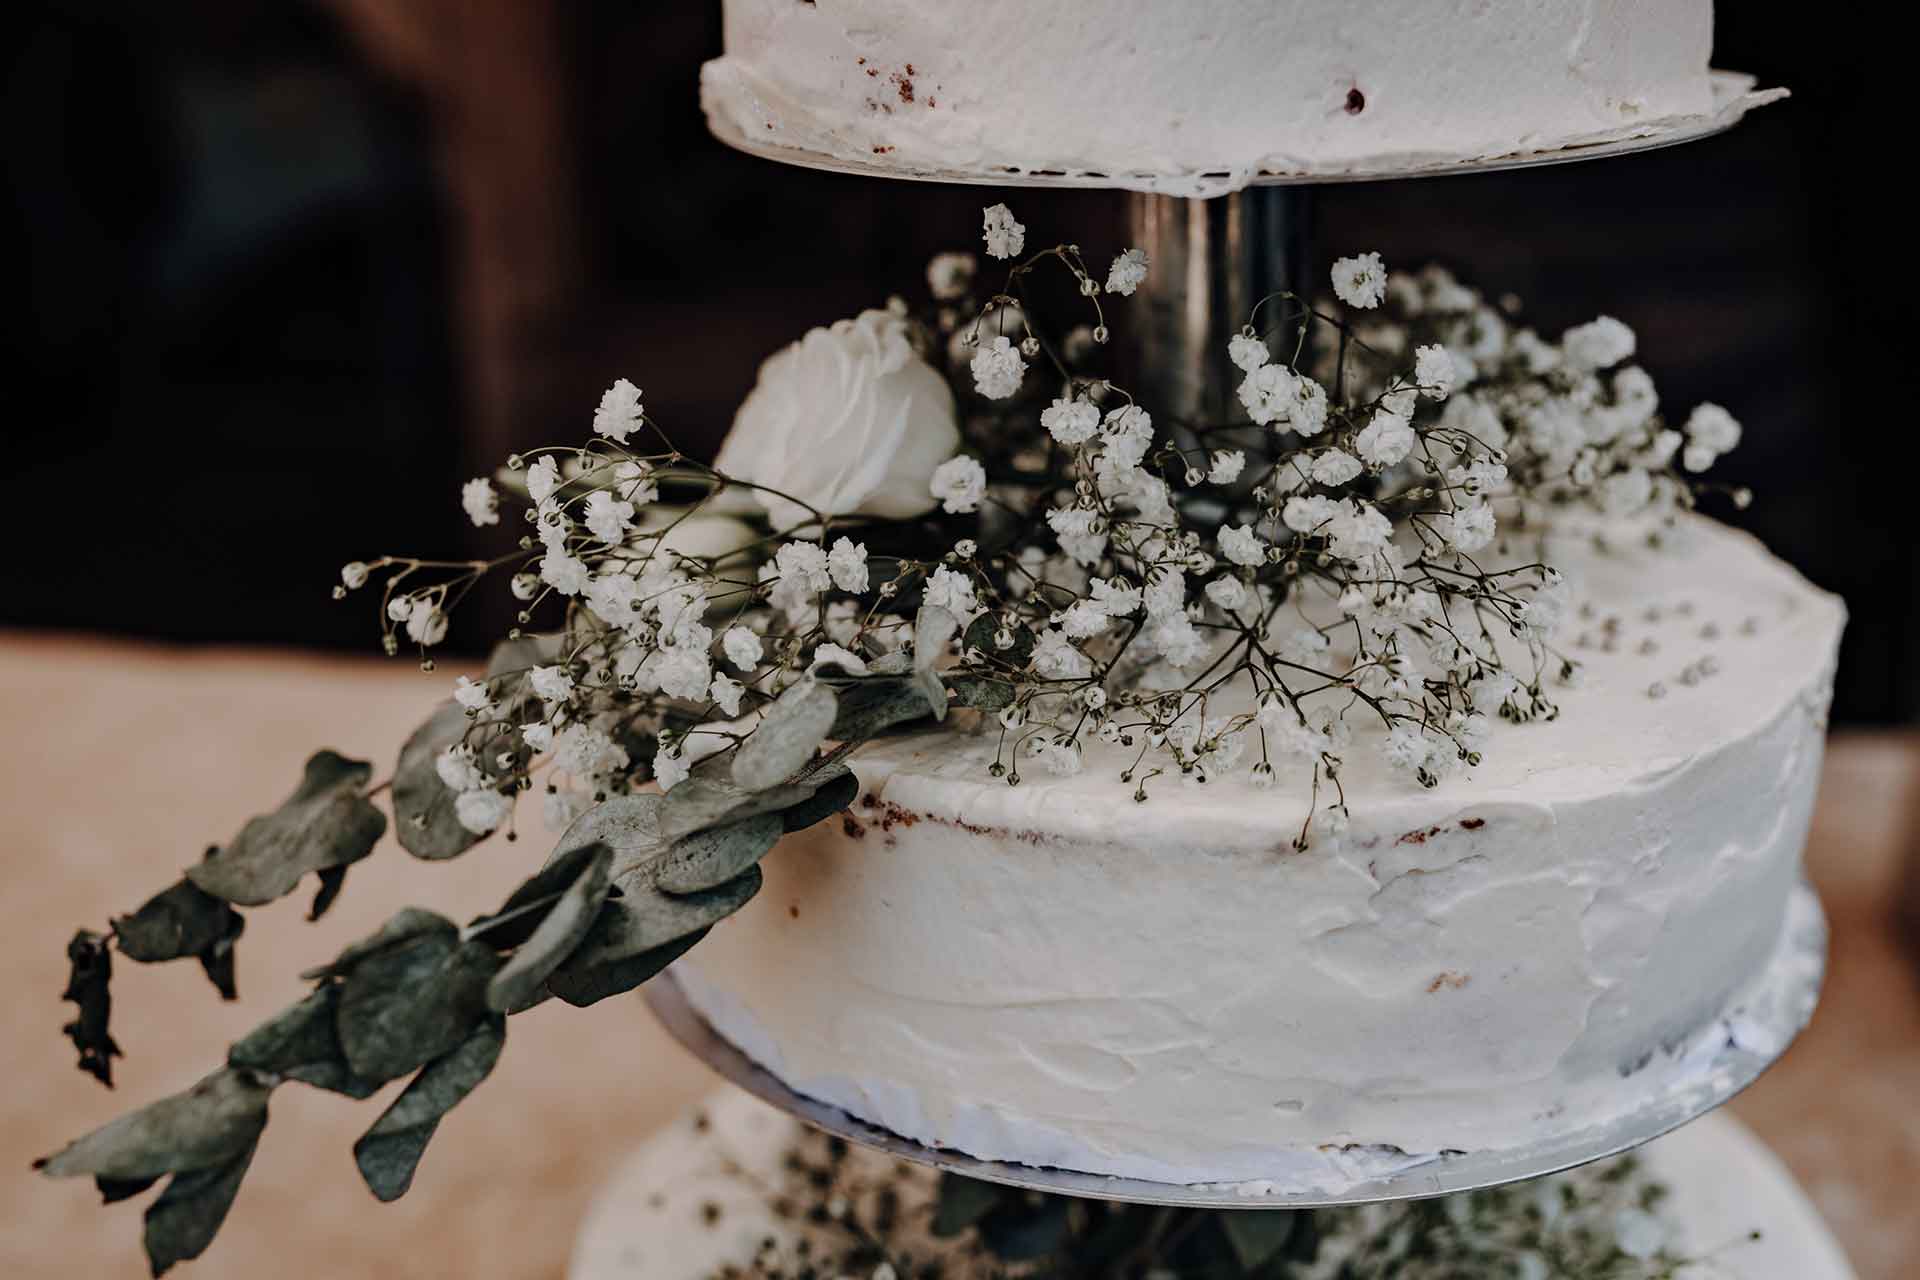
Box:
730, 680, 837, 792
391, 701, 485, 862
780, 769, 860, 833
112, 879, 237, 964
548, 864, 762, 995
353, 1016, 504, 1202
548, 795, 664, 882
334, 924, 500, 1084
545, 928, 708, 1009
825, 677, 938, 741
654, 813, 783, 895
485, 843, 614, 1013
227, 986, 380, 1100
34, 1067, 272, 1182
143, 1140, 260, 1277
187, 752, 386, 907
658, 774, 817, 845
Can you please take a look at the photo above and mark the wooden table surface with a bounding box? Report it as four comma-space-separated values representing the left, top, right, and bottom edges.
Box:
1, 633, 1914, 1279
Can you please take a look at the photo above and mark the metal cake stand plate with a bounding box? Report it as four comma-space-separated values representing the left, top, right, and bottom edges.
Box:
644, 883, 1826, 1209
709, 71, 1782, 191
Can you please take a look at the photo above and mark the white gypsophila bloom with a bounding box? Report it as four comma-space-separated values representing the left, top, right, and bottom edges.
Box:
540, 548, 591, 597
1040, 395, 1100, 445
923, 565, 979, 618
1562, 316, 1636, 372
1204, 576, 1247, 610
1088, 576, 1142, 617
1228, 330, 1270, 372
613, 459, 659, 508
1282, 494, 1339, 535
1143, 566, 1187, 619
592, 377, 644, 444
774, 540, 832, 592
1310, 448, 1364, 487
1685, 401, 1742, 456
926, 251, 976, 301
1327, 500, 1393, 560
1103, 248, 1148, 296
1217, 523, 1266, 568
534, 498, 571, 549
810, 642, 867, 676
584, 572, 639, 629
543, 788, 590, 833
436, 745, 485, 792
340, 561, 370, 590
405, 602, 448, 647
1354, 409, 1416, 468
510, 572, 540, 602
981, 203, 1025, 259
461, 478, 499, 527
1613, 365, 1659, 421
653, 744, 689, 791
1519, 580, 1572, 638
1276, 625, 1330, 666
708, 674, 745, 717
1471, 669, 1523, 716
522, 722, 555, 753
1031, 737, 1084, 777
1058, 600, 1110, 639
452, 675, 492, 713
1599, 467, 1655, 515
1642, 429, 1683, 469
716, 309, 958, 528
1207, 450, 1246, 484
1612, 1207, 1668, 1261
654, 646, 712, 701
454, 788, 512, 835
1437, 501, 1497, 552
827, 537, 869, 592
929, 454, 988, 513
970, 335, 1026, 400
526, 455, 561, 504
1237, 362, 1298, 427
1380, 379, 1419, 419
583, 490, 635, 544
1100, 404, 1155, 467
1447, 457, 1508, 495
1414, 343, 1456, 399
1030, 628, 1089, 679
554, 724, 627, 777
1148, 614, 1207, 667
721, 626, 764, 671
1383, 723, 1435, 775
529, 664, 574, 704
1331, 251, 1387, 309
1047, 505, 1107, 566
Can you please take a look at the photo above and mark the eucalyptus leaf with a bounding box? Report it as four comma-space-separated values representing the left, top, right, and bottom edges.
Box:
549, 864, 762, 990
187, 752, 386, 906
143, 1140, 259, 1277
61, 929, 120, 1088
548, 794, 664, 881
545, 927, 707, 1009
1222, 1210, 1298, 1270
485, 843, 614, 1013
228, 986, 380, 1100
963, 614, 1035, 668
34, 1067, 271, 1182
915, 666, 950, 723
913, 604, 960, 671
825, 677, 937, 742
867, 651, 914, 677
931, 1173, 1005, 1237
779, 769, 860, 834
97, 1174, 159, 1204
353, 1016, 504, 1202
302, 908, 457, 982
654, 813, 782, 895
196, 921, 243, 1002
657, 775, 816, 845
391, 701, 485, 862
112, 879, 235, 963
730, 681, 837, 792
948, 673, 1016, 713
334, 927, 500, 1084
309, 865, 349, 921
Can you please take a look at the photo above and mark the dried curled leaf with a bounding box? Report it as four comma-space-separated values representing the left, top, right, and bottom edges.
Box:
484, 843, 613, 1013
353, 1016, 504, 1202
61, 929, 120, 1088
187, 751, 386, 907
112, 879, 238, 964
143, 1140, 259, 1277
730, 680, 837, 792
35, 1067, 271, 1183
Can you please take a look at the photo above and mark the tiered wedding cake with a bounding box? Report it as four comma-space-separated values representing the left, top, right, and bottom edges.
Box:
703, 0, 1723, 186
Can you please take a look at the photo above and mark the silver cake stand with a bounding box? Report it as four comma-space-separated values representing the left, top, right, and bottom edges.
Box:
644, 884, 1825, 1209
645, 64, 1811, 1208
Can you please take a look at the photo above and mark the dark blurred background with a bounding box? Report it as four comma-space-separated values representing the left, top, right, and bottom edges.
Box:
5, 2, 1907, 722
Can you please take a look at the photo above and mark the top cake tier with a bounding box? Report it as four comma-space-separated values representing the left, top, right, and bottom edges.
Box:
701, 1, 1720, 192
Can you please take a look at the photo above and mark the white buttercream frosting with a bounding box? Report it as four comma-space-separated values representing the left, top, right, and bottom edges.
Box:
702, 0, 1721, 192
674, 515, 1845, 1184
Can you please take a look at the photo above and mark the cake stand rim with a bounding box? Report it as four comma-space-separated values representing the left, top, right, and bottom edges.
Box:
706, 70, 1778, 193
640, 879, 1827, 1209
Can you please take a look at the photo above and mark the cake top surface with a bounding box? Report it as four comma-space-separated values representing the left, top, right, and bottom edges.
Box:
854, 516, 1843, 845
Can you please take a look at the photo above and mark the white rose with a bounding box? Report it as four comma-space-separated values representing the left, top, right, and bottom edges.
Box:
714, 308, 959, 530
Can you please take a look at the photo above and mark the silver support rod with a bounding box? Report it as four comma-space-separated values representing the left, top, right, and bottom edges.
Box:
1125, 187, 1313, 425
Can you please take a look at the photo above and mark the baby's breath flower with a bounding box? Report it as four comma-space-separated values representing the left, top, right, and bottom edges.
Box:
526, 455, 561, 504
1103, 248, 1148, 296
453, 788, 512, 835
923, 565, 979, 618
1414, 343, 1456, 399
1217, 523, 1266, 568
722, 626, 764, 672
592, 378, 644, 443
708, 674, 744, 717
1228, 330, 1270, 372
929, 455, 988, 514
1207, 450, 1246, 484
340, 561, 370, 590
1561, 316, 1636, 372
653, 743, 689, 792
827, 537, 870, 592
452, 675, 492, 713
462, 478, 500, 527
1040, 395, 1100, 445
926, 251, 976, 300
1331, 251, 1387, 309
774, 541, 832, 592
583, 490, 635, 544
980, 203, 1025, 259
1354, 409, 1415, 468
969, 335, 1025, 399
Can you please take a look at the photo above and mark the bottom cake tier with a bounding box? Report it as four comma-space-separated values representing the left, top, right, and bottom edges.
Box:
568, 1089, 1856, 1279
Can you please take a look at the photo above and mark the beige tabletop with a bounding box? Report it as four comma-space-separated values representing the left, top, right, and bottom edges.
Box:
2, 633, 1915, 1279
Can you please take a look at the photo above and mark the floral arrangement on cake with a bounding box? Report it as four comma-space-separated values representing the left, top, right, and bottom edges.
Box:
36, 204, 1748, 1274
